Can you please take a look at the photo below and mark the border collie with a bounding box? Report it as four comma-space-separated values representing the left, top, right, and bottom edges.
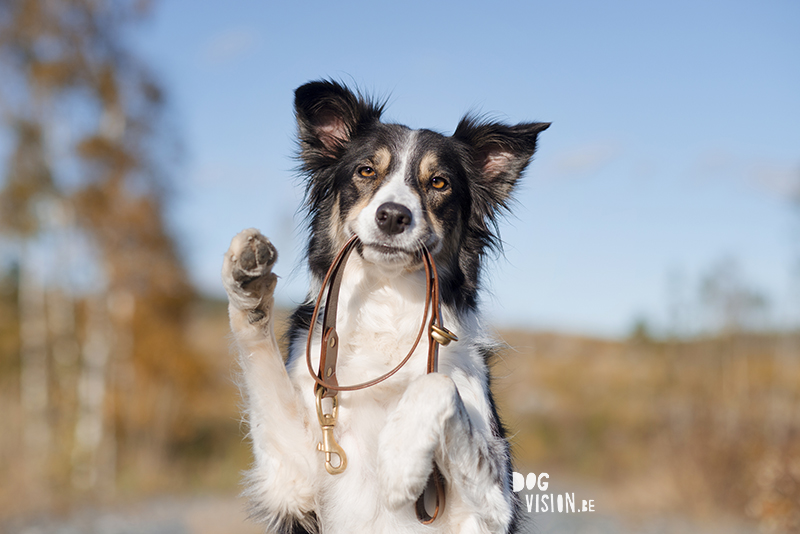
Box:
222, 80, 548, 533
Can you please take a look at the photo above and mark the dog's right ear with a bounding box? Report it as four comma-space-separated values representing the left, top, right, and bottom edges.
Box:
295, 80, 384, 164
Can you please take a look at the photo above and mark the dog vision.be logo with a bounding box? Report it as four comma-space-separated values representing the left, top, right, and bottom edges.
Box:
512, 472, 596, 514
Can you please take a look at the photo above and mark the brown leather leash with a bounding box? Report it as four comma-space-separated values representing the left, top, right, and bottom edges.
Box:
305, 234, 457, 523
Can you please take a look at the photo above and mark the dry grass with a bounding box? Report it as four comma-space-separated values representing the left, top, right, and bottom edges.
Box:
496, 329, 800, 532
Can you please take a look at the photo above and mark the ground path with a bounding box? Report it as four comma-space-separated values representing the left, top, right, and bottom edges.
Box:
2, 494, 758, 534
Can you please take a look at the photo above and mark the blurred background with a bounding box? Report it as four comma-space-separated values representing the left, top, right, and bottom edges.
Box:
0, 1, 798, 533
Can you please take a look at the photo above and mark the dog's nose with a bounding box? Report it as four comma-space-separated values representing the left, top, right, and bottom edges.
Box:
375, 202, 412, 235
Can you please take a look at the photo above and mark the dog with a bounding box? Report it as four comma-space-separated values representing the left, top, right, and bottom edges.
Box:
222, 80, 548, 533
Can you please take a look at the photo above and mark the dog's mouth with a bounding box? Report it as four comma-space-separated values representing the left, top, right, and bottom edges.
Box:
359, 242, 419, 266
358, 238, 439, 267
344, 218, 441, 267
363, 242, 416, 256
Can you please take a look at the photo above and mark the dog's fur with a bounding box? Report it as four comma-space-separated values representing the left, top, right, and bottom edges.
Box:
222, 80, 548, 533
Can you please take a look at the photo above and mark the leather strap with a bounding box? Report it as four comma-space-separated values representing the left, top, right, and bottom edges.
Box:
305, 235, 454, 396
305, 235, 455, 523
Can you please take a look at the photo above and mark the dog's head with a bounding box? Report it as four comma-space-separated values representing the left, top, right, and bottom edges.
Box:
295, 80, 548, 307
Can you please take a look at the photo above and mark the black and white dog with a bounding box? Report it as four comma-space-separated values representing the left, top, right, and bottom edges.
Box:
222, 80, 548, 533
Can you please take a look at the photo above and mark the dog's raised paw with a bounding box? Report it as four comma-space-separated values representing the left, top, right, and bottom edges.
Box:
222, 229, 278, 317
232, 233, 276, 284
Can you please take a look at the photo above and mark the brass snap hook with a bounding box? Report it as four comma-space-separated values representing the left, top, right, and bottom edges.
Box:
315, 388, 347, 475
430, 324, 458, 346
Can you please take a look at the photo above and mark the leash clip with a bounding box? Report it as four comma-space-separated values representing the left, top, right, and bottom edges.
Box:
430, 324, 458, 346
315, 388, 347, 475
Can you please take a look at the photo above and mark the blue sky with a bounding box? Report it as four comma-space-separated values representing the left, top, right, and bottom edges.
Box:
132, 0, 799, 336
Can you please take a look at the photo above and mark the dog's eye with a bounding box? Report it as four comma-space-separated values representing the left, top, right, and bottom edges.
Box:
431, 176, 449, 190
358, 166, 377, 178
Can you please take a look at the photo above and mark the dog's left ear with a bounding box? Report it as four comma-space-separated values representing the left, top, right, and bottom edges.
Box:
454, 117, 550, 208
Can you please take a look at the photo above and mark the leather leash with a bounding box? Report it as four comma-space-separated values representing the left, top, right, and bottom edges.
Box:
305, 234, 457, 523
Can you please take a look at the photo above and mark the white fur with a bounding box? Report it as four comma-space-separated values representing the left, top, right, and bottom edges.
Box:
223, 198, 516, 532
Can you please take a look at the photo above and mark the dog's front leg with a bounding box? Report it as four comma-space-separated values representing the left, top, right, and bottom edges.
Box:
222, 229, 316, 527
378, 373, 514, 533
